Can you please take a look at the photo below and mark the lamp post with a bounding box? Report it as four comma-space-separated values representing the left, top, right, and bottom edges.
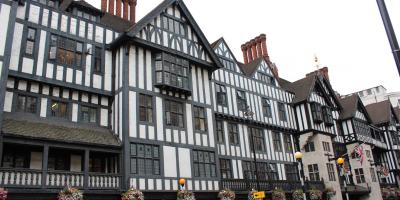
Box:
244, 106, 260, 191
294, 151, 307, 200
337, 157, 349, 200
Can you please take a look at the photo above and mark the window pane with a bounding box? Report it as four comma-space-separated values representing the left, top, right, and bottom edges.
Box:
25, 41, 34, 55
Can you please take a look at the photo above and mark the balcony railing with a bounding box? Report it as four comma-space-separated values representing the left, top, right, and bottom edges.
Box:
0, 168, 121, 190
221, 179, 325, 192
0, 168, 42, 188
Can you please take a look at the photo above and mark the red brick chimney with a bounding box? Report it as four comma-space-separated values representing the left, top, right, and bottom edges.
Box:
101, 0, 137, 23
241, 34, 270, 64
306, 67, 330, 81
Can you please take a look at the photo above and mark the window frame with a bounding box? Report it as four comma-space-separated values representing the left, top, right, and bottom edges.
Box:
277, 102, 287, 121
285, 164, 299, 181
219, 159, 232, 179
155, 52, 191, 91
193, 106, 207, 132
48, 34, 84, 69
249, 127, 265, 152
193, 150, 217, 178
354, 168, 366, 184
216, 84, 227, 106
25, 27, 37, 57
284, 134, 293, 152
322, 141, 331, 152
93, 46, 103, 73
257, 71, 275, 86
129, 143, 161, 176
322, 106, 334, 126
216, 120, 225, 144
305, 142, 315, 152
139, 94, 153, 124
164, 99, 185, 128
16, 94, 38, 114
236, 90, 247, 112
262, 98, 272, 118
326, 163, 336, 181
228, 123, 239, 145
162, 14, 187, 37
50, 100, 69, 119
310, 102, 323, 123
308, 164, 320, 181
272, 132, 282, 152
80, 105, 98, 124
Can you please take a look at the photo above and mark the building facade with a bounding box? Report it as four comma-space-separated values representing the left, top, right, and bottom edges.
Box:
0, 0, 397, 200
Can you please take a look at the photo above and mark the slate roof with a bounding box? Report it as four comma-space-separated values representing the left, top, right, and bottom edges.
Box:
100, 13, 133, 32
395, 107, 400, 123
281, 75, 316, 104
365, 100, 393, 125
60, 0, 133, 33
339, 94, 371, 122
240, 58, 265, 77
121, 0, 223, 70
1, 116, 120, 147
339, 94, 359, 120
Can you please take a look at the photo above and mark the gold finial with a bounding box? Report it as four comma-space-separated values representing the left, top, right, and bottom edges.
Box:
314, 53, 320, 70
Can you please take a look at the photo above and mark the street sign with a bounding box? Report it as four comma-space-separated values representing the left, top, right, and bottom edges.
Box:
253, 191, 265, 199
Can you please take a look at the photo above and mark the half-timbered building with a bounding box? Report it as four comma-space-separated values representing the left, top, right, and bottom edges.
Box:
210, 36, 306, 197
338, 94, 384, 199
365, 100, 400, 188
280, 70, 344, 200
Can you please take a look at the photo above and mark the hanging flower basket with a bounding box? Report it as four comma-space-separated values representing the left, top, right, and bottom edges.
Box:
272, 188, 286, 200
218, 189, 236, 200
325, 187, 336, 199
121, 188, 144, 200
308, 189, 322, 200
0, 188, 8, 200
177, 190, 195, 200
381, 187, 390, 199
292, 189, 303, 200
247, 189, 257, 200
58, 186, 83, 200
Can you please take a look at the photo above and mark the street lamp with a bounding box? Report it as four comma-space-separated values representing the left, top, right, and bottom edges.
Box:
179, 178, 186, 190
244, 106, 259, 191
337, 157, 349, 200
294, 151, 307, 200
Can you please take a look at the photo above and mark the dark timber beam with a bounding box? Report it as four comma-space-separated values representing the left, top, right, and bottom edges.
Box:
377, 0, 400, 76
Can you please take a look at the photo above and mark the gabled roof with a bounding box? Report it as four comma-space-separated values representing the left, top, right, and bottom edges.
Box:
211, 37, 246, 74
281, 75, 316, 104
100, 13, 133, 32
395, 107, 400, 123
60, 0, 101, 15
282, 74, 342, 109
123, 0, 223, 70
239, 57, 265, 77
2, 114, 120, 147
366, 100, 398, 125
339, 94, 371, 122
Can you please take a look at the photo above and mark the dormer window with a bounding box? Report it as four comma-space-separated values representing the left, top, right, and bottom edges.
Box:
155, 52, 191, 95
310, 102, 323, 123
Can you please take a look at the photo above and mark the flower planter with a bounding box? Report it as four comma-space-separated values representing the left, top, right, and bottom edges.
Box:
292, 189, 304, 200
121, 188, 144, 200
308, 189, 322, 200
177, 190, 195, 200
218, 189, 236, 200
0, 188, 8, 200
58, 186, 83, 200
272, 189, 285, 200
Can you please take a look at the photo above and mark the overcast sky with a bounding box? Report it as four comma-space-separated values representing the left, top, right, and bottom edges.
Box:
87, 0, 400, 95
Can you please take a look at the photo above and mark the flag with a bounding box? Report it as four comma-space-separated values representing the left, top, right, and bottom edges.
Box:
354, 144, 365, 165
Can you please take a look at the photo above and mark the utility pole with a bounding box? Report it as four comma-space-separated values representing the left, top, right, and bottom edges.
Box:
377, 0, 400, 77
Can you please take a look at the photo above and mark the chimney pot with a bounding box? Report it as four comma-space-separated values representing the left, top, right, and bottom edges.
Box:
101, 0, 107, 12
116, 0, 122, 17
130, 0, 137, 23
109, 0, 115, 15
241, 44, 249, 64
123, 0, 129, 20
246, 42, 253, 62
250, 39, 257, 61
